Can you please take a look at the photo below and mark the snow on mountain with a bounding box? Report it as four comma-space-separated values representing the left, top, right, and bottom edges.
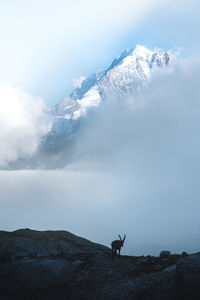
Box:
48, 45, 173, 137
7, 45, 174, 169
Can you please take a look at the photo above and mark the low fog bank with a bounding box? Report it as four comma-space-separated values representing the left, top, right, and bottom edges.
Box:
0, 59, 200, 255
0, 169, 199, 256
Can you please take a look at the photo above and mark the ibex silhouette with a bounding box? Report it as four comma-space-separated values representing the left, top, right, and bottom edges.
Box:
111, 234, 126, 255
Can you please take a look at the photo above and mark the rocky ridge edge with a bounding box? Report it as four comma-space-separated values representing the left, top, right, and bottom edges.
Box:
0, 229, 199, 299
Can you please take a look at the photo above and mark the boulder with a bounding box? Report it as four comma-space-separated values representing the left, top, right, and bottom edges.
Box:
181, 251, 188, 258
175, 252, 200, 300
160, 250, 171, 258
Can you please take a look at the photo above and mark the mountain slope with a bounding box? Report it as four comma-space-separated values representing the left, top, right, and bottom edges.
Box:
7, 45, 174, 169
51, 45, 173, 127
1, 229, 200, 300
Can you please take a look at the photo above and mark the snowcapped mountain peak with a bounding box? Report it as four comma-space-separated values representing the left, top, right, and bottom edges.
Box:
51, 45, 174, 131
108, 45, 152, 69
126, 44, 151, 61
108, 44, 172, 72
109, 48, 132, 69
132, 44, 151, 54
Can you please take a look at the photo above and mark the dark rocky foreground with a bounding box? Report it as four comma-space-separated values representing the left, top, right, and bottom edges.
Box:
0, 229, 199, 300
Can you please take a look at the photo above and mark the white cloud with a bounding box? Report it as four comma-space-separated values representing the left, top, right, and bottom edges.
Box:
74, 58, 200, 171
0, 85, 51, 167
0, 59, 200, 256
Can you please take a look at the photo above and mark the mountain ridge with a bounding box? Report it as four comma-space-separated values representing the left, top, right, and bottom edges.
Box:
0, 228, 200, 299
50, 45, 174, 131
6, 44, 175, 169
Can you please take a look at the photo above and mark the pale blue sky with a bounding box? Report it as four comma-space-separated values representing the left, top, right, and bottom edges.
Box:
0, 0, 200, 106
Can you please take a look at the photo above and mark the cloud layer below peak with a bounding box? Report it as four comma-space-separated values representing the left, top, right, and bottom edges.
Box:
0, 85, 51, 167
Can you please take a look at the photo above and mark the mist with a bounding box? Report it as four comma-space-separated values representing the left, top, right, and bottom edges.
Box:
0, 59, 200, 256
0, 85, 50, 167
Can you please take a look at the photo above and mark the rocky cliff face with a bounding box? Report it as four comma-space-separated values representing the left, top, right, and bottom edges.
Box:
0, 229, 199, 300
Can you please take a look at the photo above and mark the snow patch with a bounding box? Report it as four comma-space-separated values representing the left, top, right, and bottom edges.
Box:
72, 76, 87, 88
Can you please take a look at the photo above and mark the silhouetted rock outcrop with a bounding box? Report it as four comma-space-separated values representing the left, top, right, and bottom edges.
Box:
160, 250, 171, 258
0, 229, 199, 299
